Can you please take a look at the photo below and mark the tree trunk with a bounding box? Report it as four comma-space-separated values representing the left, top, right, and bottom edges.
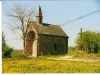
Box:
23, 38, 26, 54
23, 33, 26, 54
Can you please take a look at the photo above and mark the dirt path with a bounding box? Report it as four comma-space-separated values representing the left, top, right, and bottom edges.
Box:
48, 56, 100, 62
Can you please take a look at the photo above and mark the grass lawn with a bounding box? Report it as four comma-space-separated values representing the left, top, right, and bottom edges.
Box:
2, 50, 100, 73
2, 57, 100, 73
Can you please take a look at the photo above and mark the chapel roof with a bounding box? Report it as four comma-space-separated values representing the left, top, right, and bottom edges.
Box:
28, 21, 68, 37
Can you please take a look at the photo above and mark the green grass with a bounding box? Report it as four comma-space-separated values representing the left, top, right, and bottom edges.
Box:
2, 57, 100, 73
2, 50, 100, 73
67, 49, 100, 59
11, 50, 23, 57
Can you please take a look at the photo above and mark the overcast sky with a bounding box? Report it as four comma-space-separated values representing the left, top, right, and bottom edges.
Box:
2, 0, 100, 50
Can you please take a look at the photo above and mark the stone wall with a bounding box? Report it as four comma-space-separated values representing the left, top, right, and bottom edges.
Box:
25, 31, 38, 57
37, 34, 68, 56
25, 31, 35, 56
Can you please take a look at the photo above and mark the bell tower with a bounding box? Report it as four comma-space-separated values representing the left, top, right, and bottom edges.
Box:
36, 5, 43, 24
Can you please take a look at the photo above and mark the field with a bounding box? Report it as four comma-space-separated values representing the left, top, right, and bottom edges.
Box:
2, 50, 100, 73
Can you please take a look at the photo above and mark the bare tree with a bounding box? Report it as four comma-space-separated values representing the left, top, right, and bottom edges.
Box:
7, 4, 35, 54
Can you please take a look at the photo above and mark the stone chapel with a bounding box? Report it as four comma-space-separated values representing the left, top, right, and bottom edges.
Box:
25, 5, 69, 57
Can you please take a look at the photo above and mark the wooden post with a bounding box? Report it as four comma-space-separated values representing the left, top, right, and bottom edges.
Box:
80, 28, 82, 38
80, 28, 83, 51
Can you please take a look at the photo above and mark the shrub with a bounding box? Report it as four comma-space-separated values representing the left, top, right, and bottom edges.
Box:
2, 32, 13, 58
76, 31, 100, 54
3, 48, 13, 58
